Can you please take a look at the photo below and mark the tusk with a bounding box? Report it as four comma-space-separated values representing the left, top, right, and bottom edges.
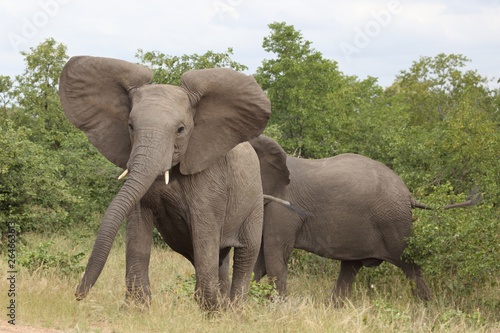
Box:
164, 170, 169, 185
118, 169, 129, 180
263, 194, 291, 206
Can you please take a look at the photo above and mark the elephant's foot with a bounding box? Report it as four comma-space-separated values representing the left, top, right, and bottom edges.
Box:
330, 293, 350, 308
410, 281, 431, 302
401, 262, 432, 302
124, 284, 151, 310
194, 287, 222, 312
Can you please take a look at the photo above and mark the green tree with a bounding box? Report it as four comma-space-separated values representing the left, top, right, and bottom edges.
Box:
256, 22, 340, 157
385, 54, 500, 201
136, 47, 248, 85
13, 38, 70, 148
0, 119, 74, 239
0, 75, 13, 112
256, 22, 382, 158
395, 54, 493, 126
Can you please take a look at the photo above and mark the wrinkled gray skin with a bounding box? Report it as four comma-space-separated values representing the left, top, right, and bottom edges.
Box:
250, 135, 479, 303
59, 56, 271, 310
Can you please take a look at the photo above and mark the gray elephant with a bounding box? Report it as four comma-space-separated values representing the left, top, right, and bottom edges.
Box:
250, 135, 480, 303
59, 56, 271, 310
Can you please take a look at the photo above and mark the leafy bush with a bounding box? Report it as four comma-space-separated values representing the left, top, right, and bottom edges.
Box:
0, 120, 76, 238
248, 274, 278, 304
288, 249, 336, 277
162, 270, 197, 298
18, 240, 86, 276
404, 183, 499, 296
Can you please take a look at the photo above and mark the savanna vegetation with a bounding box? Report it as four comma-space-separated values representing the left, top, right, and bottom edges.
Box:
1, 22, 498, 331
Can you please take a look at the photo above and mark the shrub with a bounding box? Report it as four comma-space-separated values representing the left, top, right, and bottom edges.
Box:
17, 240, 86, 276
404, 183, 499, 297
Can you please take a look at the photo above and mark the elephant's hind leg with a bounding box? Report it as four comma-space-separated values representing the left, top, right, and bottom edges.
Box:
252, 241, 266, 282
262, 204, 303, 297
331, 260, 363, 306
399, 261, 431, 301
218, 247, 231, 300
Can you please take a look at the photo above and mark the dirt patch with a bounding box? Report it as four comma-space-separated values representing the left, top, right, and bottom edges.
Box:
0, 320, 63, 333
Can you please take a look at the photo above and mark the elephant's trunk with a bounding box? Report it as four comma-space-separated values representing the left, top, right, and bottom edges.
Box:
75, 148, 170, 300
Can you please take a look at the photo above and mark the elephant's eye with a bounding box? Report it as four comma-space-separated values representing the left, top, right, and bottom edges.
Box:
128, 122, 134, 131
177, 126, 185, 134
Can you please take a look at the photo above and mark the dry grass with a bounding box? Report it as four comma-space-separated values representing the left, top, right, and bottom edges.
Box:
2, 231, 498, 332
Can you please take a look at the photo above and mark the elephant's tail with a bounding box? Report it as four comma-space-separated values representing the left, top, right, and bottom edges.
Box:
411, 186, 482, 210
412, 200, 433, 210
263, 194, 313, 216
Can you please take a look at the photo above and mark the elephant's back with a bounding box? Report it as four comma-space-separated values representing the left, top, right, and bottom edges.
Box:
290, 153, 414, 262
289, 153, 409, 198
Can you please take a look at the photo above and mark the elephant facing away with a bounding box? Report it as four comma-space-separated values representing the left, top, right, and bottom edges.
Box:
250, 135, 480, 303
59, 56, 271, 310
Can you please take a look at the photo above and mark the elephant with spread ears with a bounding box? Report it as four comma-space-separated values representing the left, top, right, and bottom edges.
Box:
250, 135, 481, 304
59, 56, 271, 310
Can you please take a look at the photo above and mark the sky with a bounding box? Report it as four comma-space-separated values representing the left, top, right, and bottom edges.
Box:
1, 0, 499, 89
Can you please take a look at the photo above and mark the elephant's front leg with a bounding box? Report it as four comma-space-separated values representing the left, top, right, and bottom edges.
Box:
230, 207, 263, 304
192, 226, 221, 311
125, 202, 154, 306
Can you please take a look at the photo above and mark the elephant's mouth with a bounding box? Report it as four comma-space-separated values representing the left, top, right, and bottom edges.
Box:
118, 168, 170, 185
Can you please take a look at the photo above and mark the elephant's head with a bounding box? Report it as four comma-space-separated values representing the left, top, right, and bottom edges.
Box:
59, 56, 271, 300
249, 135, 290, 197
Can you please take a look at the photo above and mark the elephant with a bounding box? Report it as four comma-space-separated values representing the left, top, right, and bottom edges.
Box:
59, 56, 272, 310
250, 135, 481, 303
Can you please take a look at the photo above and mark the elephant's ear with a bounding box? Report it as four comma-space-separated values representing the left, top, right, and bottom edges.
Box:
249, 135, 290, 195
179, 68, 271, 174
59, 56, 153, 169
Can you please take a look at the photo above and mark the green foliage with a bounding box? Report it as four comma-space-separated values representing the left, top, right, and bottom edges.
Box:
395, 54, 492, 126
256, 22, 343, 158
162, 270, 197, 298
288, 249, 336, 277
12, 38, 70, 148
0, 75, 13, 111
371, 300, 411, 326
136, 47, 248, 85
0, 119, 76, 237
256, 22, 386, 159
248, 274, 278, 304
384, 53, 500, 203
404, 183, 499, 296
18, 240, 86, 276
438, 309, 490, 329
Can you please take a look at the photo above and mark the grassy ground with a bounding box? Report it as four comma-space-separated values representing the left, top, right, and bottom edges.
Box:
2, 230, 498, 332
